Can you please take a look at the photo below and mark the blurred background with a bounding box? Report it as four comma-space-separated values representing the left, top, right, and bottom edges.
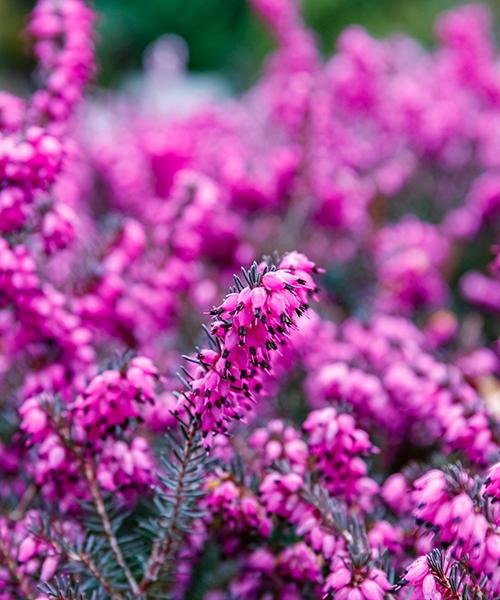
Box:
1, 0, 499, 90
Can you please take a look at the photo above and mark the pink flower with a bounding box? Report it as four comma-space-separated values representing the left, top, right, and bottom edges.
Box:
71, 356, 158, 442
19, 396, 49, 439
484, 462, 500, 498
177, 255, 319, 444
303, 407, 378, 504
323, 556, 390, 600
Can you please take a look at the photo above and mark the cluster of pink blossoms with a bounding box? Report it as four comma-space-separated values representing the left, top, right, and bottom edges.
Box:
0, 511, 66, 598
177, 253, 320, 444
0, 0, 498, 598
300, 313, 497, 465
0, 0, 94, 233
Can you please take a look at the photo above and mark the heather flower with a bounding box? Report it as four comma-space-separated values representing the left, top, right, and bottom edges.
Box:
19, 395, 51, 441
70, 356, 159, 442
0, 130, 63, 232
28, 0, 95, 126
303, 407, 378, 505
176, 255, 319, 444
303, 313, 496, 464
0, 511, 71, 596
457, 347, 499, 379
436, 4, 496, 94
381, 473, 412, 515
277, 542, 321, 583
156, 170, 245, 264
400, 548, 492, 600
367, 520, 405, 559
226, 543, 322, 600
399, 553, 445, 600
411, 466, 500, 594
460, 270, 500, 312
41, 202, 76, 254
0, 0, 94, 247
204, 470, 272, 546
373, 217, 449, 314
445, 171, 500, 240
484, 462, 500, 499
97, 437, 155, 492
259, 471, 304, 519
323, 555, 391, 600
259, 465, 343, 561
0, 92, 24, 133
249, 419, 308, 471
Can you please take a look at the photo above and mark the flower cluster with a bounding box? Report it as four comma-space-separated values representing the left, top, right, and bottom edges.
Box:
203, 470, 272, 549
324, 557, 391, 600
0, 0, 94, 233
0, 512, 60, 597
401, 547, 496, 600
28, 0, 95, 126
70, 356, 158, 441
303, 407, 378, 504
411, 467, 499, 583
302, 313, 496, 465
176, 253, 320, 445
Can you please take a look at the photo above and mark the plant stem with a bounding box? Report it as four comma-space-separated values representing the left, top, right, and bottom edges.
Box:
37, 527, 125, 600
76, 549, 125, 600
139, 421, 197, 592
50, 414, 142, 596
83, 458, 142, 597
9, 483, 37, 521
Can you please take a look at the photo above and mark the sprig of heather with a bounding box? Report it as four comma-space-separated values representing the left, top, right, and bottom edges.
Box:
0, 0, 95, 233
19, 356, 159, 510
398, 548, 491, 600
175, 252, 321, 448
137, 253, 321, 594
410, 464, 500, 596
28, 0, 96, 128
18, 357, 160, 597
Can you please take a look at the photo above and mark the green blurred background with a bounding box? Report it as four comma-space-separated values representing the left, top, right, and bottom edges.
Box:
0, 0, 499, 90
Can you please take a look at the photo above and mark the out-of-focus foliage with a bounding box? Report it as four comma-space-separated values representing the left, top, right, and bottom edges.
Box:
1, 0, 499, 87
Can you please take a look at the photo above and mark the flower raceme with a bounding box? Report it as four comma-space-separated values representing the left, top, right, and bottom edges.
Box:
485, 462, 500, 498
303, 407, 378, 504
399, 546, 498, 600
0, 0, 95, 233
323, 557, 391, 600
176, 253, 321, 445
28, 0, 96, 127
411, 466, 500, 592
70, 356, 159, 442
18, 356, 160, 511
0, 511, 63, 595
203, 470, 273, 545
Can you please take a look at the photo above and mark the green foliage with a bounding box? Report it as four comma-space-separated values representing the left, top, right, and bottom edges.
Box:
138, 422, 207, 596
2, 0, 500, 89
93, 0, 249, 84
39, 575, 103, 599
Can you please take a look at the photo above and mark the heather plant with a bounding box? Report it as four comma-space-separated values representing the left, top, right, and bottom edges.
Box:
0, 1, 498, 599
